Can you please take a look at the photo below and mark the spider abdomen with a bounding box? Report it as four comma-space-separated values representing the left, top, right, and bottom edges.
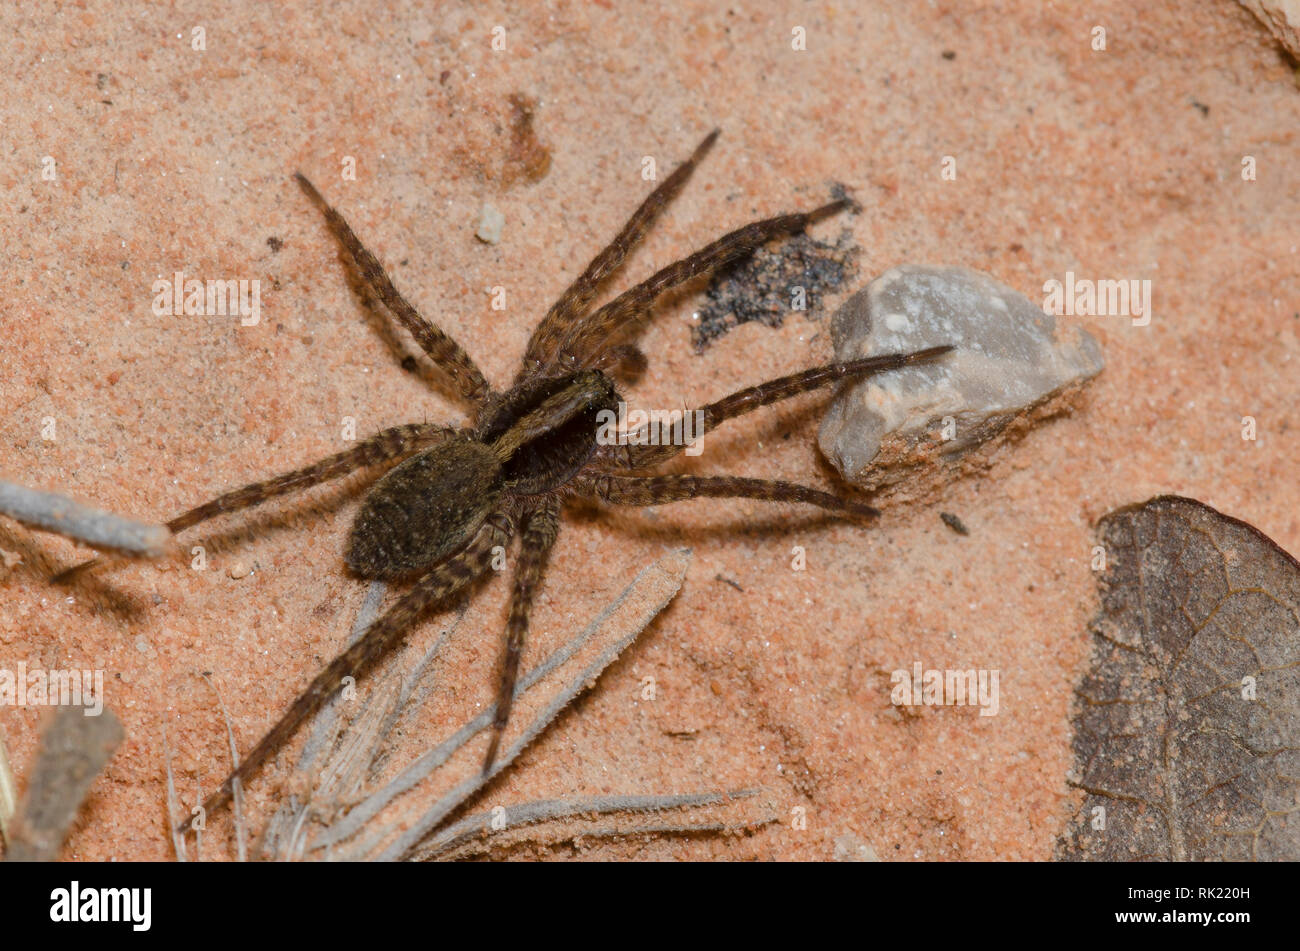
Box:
346, 438, 502, 580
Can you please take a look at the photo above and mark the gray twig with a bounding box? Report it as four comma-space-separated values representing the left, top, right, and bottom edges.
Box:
0, 728, 16, 844
203, 676, 248, 863
310, 549, 692, 859
210, 549, 719, 862
3, 707, 123, 862
162, 727, 188, 862
0, 478, 171, 557
413, 789, 767, 860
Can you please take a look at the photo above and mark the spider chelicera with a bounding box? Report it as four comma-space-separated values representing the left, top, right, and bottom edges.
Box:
169, 128, 950, 830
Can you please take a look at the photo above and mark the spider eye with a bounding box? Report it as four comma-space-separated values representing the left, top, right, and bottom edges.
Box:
346, 439, 502, 580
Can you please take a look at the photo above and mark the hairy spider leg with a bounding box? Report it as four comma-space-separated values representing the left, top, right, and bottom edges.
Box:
180, 512, 515, 833
557, 200, 849, 366
482, 496, 562, 774
602, 347, 955, 471
168, 423, 456, 533
581, 472, 879, 519
295, 172, 492, 404
520, 129, 720, 376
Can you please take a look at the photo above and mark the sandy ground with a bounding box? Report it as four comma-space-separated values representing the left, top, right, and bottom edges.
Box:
1, 1, 1297, 861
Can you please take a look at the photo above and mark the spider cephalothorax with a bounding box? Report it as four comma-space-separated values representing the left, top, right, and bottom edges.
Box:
169, 129, 950, 831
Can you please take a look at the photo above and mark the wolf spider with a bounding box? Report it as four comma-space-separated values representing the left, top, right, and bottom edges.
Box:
167, 128, 950, 830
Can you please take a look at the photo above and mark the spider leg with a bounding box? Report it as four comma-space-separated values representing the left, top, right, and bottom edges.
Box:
168, 423, 456, 533
59, 423, 455, 580
483, 496, 562, 774
601, 346, 953, 470
556, 199, 849, 366
586, 343, 648, 386
294, 172, 492, 404
579, 473, 878, 519
519, 129, 720, 377
180, 511, 515, 833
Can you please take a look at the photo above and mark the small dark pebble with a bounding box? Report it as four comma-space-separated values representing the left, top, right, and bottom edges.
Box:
940, 512, 969, 536
267, 236, 284, 252
1191, 99, 1209, 116
941, 50, 956, 60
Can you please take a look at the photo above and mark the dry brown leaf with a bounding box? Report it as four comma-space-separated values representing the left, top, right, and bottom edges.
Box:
1059, 496, 1300, 861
